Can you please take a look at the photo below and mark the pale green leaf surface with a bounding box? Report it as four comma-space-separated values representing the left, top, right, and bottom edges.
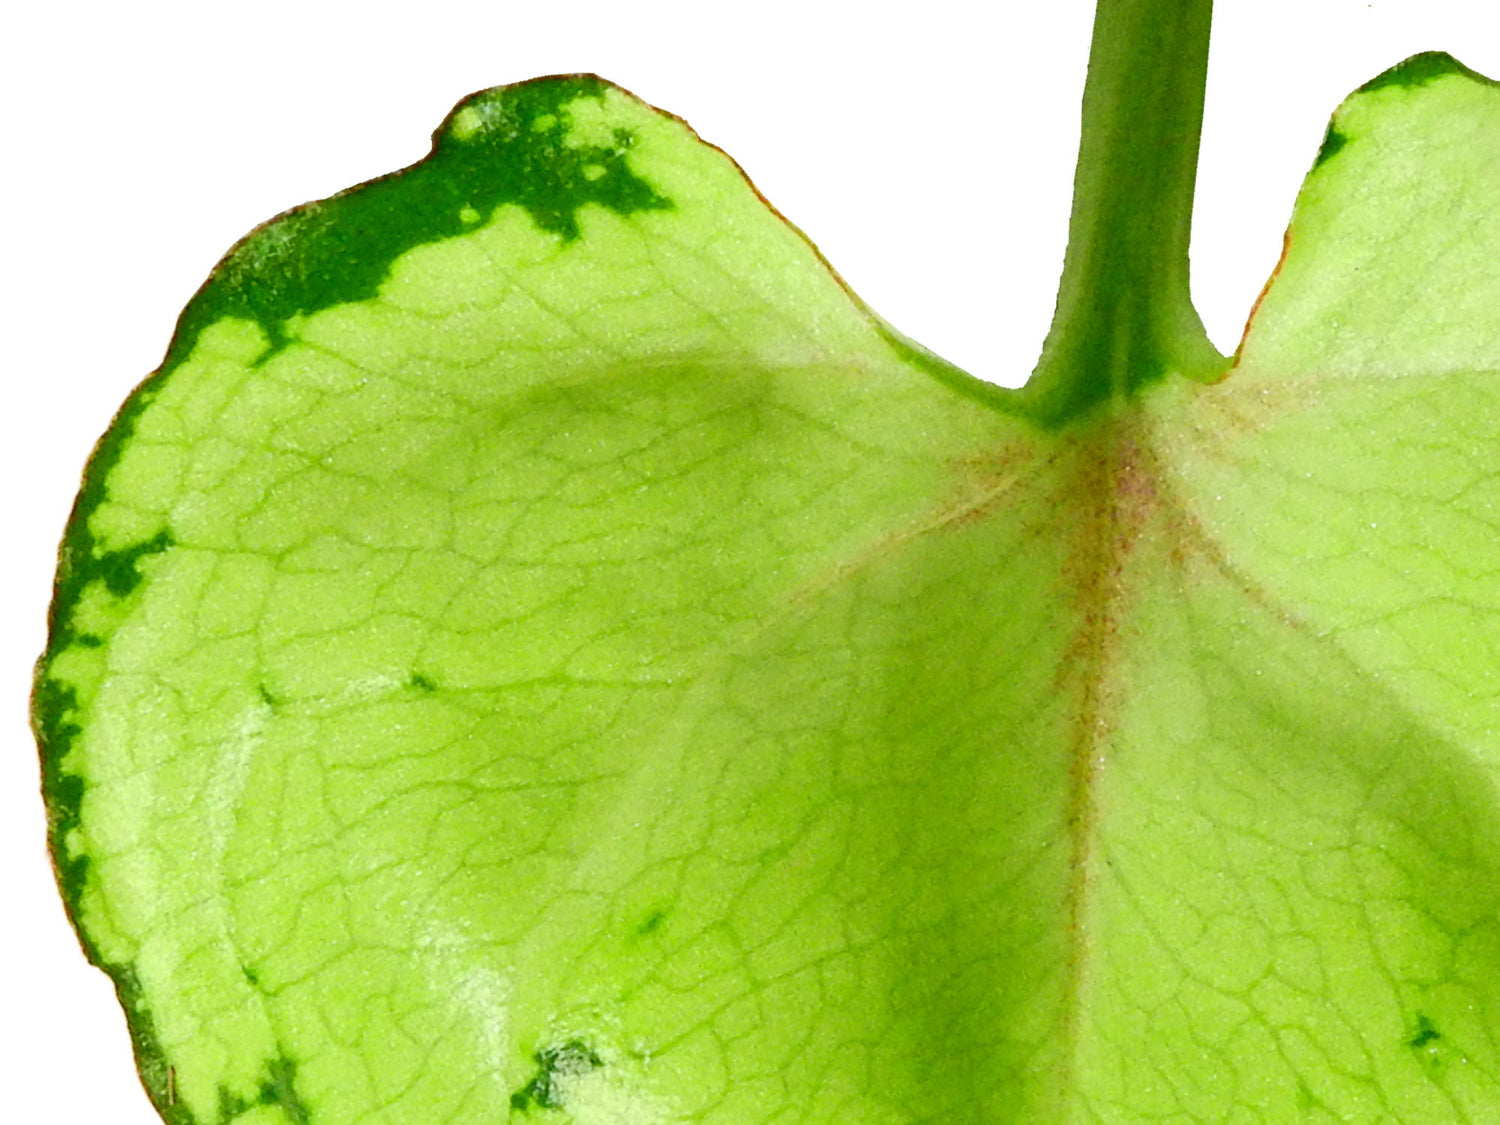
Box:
35, 50, 1500, 1125
1159, 59, 1500, 748
1133, 59, 1500, 1121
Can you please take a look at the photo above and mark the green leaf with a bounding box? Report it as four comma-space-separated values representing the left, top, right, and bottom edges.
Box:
34, 3, 1500, 1123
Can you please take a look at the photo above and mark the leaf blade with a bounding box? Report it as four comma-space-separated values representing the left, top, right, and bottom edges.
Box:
40, 76, 1050, 1123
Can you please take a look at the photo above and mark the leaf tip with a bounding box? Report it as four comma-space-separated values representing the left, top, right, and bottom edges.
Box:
1356, 50, 1490, 95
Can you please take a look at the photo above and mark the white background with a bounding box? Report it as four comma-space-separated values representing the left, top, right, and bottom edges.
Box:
4, 2, 1498, 1120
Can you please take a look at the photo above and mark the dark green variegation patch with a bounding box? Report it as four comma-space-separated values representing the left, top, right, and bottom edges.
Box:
1312, 122, 1348, 168
509, 1041, 604, 1113
167, 76, 673, 368
1357, 48, 1481, 94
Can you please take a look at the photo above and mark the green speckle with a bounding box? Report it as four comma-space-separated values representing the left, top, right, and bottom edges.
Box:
459, 205, 481, 224
510, 1040, 603, 1112
409, 672, 437, 693
635, 908, 667, 937
1408, 1014, 1442, 1049
1313, 123, 1348, 169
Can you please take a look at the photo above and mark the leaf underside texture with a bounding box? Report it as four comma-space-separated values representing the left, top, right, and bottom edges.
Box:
35, 57, 1500, 1124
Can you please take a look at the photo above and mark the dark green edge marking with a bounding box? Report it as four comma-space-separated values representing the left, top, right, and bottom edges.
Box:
162, 74, 672, 371
58, 966, 306, 1125
1356, 50, 1493, 95
1229, 50, 1499, 365
113, 966, 198, 1125
1311, 52, 1497, 172
31, 72, 676, 1125
1312, 123, 1348, 170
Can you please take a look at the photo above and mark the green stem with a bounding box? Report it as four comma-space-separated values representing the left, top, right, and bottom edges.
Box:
1021, 0, 1225, 427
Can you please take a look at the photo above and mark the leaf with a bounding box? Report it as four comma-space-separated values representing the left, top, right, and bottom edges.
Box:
33, 7, 1500, 1125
